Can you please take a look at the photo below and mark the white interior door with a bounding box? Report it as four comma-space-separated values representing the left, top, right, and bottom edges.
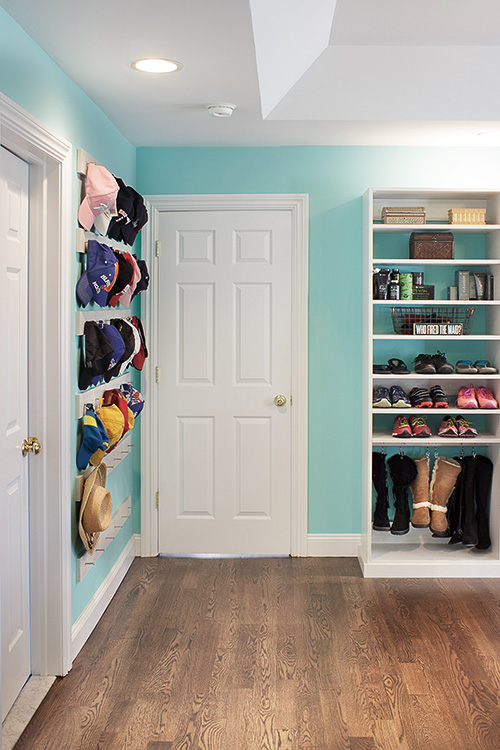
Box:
158, 209, 292, 554
0, 147, 31, 720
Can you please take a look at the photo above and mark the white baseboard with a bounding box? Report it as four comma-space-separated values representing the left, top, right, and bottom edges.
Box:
133, 533, 141, 557
71, 535, 135, 662
307, 533, 361, 557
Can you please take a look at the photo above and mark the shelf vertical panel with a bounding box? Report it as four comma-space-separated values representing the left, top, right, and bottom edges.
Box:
361, 188, 374, 567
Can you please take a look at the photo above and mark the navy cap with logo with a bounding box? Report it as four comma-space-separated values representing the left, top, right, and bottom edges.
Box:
90, 322, 127, 387
106, 178, 148, 246
104, 319, 136, 381
76, 240, 118, 307
78, 321, 115, 390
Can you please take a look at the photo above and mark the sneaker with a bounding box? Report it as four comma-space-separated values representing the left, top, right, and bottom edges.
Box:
413, 353, 436, 374
409, 415, 432, 437
438, 416, 459, 437
409, 387, 433, 408
456, 385, 478, 409
432, 350, 454, 374
476, 386, 498, 409
389, 385, 411, 408
373, 386, 391, 408
392, 415, 412, 437
429, 384, 449, 408
454, 415, 478, 437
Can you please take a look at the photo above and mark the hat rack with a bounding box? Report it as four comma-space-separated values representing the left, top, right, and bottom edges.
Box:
75, 372, 132, 417
75, 309, 132, 336
76, 227, 136, 256
74, 431, 134, 500
77, 495, 133, 582
77, 147, 100, 176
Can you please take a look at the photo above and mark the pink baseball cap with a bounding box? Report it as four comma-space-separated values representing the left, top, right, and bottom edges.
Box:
78, 163, 119, 231
115, 253, 142, 307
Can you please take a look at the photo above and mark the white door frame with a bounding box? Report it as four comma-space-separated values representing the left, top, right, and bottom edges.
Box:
0, 92, 72, 691
140, 194, 309, 557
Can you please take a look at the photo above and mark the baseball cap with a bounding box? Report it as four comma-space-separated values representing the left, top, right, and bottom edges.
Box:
131, 316, 148, 371
131, 258, 150, 299
120, 383, 145, 416
76, 240, 118, 307
77, 406, 110, 470
106, 179, 148, 246
90, 322, 126, 387
79, 322, 115, 390
78, 163, 119, 232
104, 319, 136, 381
89, 404, 125, 466
107, 252, 134, 307
114, 253, 141, 308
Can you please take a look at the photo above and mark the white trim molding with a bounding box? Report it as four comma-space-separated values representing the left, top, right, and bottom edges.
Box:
71, 537, 135, 662
307, 534, 362, 557
141, 194, 309, 557
0, 91, 73, 679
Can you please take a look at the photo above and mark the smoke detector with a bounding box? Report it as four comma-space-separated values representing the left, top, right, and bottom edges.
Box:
207, 103, 236, 118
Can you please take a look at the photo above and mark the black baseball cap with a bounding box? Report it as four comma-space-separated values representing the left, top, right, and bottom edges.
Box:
78, 321, 115, 390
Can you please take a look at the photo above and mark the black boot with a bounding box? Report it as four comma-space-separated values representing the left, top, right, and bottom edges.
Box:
372, 452, 390, 531
448, 457, 466, 544
388, 455, 418, 535
461, 456, 479, 547
474, 455, 493, 550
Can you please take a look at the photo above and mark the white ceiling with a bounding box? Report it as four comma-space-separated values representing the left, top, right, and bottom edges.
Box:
2, 0, 500, 147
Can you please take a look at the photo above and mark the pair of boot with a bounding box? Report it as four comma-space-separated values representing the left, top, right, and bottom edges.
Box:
447, 455, 493, 549
372, 452, 462, 536
410, 455, 462, 536
372, 452, 417, 535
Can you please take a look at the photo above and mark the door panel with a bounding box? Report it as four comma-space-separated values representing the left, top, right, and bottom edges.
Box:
0, 147, 30, 720
158, 209, 292, 554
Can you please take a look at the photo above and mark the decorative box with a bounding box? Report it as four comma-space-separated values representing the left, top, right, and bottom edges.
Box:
409, 232, 454, 259
382, 206, 426, 225
448, 208, 486, 225
412, 285, 435, 300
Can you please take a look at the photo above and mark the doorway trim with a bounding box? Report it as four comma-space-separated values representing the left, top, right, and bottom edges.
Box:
140, 194, 309, 557
0, 93, 72, 680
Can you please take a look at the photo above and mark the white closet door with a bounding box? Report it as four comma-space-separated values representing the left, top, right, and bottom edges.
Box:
158, 209, 292, 554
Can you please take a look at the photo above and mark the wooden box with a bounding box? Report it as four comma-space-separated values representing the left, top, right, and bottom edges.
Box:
448, 208, 486, 225
409, 232, 454, 259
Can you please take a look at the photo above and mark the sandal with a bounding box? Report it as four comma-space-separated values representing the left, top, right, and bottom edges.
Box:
455, 360, 478, 374
387, 358, 409, 374
473, 360, 498, 374
373, 364, 391, 373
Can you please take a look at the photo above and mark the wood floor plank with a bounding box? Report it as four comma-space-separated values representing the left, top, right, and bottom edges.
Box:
13, 557, 500, 750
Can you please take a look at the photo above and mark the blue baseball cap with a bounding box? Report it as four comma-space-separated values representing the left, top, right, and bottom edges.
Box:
91, 323, 127, 387
76, 240, 118, 307
77, 407, 109, 470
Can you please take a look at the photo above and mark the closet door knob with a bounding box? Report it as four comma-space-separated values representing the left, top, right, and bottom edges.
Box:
274, 395, 287, 407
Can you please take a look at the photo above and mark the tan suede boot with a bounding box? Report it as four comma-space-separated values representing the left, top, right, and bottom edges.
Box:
410, 455, 430, 528
429, 456, 462, 537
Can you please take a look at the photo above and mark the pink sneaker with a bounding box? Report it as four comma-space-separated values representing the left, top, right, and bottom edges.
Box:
409, 415, 432, 437
456, 385, 478, 409
476, 386, 498, 409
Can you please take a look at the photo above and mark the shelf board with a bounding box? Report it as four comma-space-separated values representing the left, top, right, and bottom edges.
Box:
373, 373, 499, 380
372, 258, 500, 266
373, 334, 500, 340
372, 429, 500, 445
373, 223, 500, 233
372, 407, 500, 415
373, 299, 497, 305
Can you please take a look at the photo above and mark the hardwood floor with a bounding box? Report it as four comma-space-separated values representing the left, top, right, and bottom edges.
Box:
14, 556, 500, 749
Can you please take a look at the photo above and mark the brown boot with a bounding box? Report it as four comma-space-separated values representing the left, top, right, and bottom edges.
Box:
410, 455, 430, 528
429, 456, 462, 536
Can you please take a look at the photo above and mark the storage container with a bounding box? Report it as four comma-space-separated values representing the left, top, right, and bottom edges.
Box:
409, 232, 454, 259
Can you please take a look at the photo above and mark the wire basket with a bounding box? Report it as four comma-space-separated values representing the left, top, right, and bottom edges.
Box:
391, 306, 475, 335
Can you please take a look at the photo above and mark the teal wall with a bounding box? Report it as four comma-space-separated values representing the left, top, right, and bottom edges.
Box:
136, 146, 500, 534
0, 6, 140, 624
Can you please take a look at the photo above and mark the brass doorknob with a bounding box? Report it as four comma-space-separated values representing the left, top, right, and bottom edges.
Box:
274, 395, 287, 407
21, 437, 41, 457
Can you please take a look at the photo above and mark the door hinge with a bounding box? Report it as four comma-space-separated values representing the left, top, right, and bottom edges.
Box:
155, 240, 161, 258
156, 491, 160, 509
155, 366, 161, 383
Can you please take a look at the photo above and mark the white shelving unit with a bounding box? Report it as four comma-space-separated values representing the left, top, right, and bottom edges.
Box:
361, 188, 500, 577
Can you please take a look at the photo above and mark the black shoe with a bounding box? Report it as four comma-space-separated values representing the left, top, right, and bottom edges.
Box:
413, 353, 436, 374
432, 350, 454, 374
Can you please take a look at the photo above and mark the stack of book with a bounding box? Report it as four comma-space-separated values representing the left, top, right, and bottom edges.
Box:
381, 206, 426, 224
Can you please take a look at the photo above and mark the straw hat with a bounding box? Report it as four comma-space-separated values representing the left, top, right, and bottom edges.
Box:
78, 463, 112, 555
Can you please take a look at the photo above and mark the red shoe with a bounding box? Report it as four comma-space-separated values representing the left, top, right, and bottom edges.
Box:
392, 415, 412, 438
456, 385, 478, 409
409, 416, 432, 437
476, 386, 498, 409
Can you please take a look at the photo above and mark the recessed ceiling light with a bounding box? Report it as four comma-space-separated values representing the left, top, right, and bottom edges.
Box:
131, 58, 183, 73
206, 103, 236, 118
